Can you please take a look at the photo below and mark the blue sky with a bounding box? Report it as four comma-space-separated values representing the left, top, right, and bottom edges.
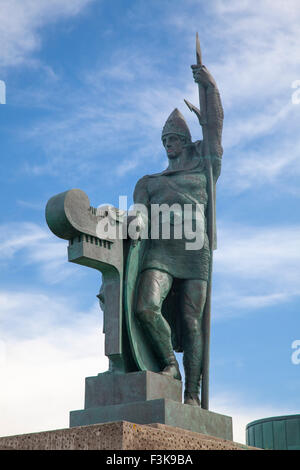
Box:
0, 0, 300, 444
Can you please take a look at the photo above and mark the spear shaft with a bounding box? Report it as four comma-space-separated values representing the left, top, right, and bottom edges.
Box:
196, 33, 209, 155
195, 34, 214, 411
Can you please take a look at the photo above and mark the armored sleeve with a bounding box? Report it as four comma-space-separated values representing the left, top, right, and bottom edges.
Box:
206, 85, 224, 182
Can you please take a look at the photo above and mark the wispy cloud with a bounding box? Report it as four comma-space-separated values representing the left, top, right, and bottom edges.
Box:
17, 200, 45, 211
0, 0, 94, 68
213, 222, 300, 316
20, 52, 188, 181
0, 293, 106, 437
216, 224, 300, 281
0, 222, 79, 284
5, 0, 300, 191
211, 390, 298, 444
168, 0, 300, 193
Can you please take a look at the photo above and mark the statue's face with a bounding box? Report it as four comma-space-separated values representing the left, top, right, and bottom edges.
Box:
162, 133, 184, 159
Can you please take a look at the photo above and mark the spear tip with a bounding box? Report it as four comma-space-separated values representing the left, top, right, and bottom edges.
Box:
196, 32, 202, 66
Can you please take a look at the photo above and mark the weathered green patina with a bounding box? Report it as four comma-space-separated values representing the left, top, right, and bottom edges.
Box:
45, 35, 224, 412
128, 35, 223, 408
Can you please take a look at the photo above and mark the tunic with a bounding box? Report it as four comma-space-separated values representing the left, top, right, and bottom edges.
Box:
133, 157, 215, 281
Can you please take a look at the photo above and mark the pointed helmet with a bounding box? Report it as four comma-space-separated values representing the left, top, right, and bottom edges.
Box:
161, 108, 191, 142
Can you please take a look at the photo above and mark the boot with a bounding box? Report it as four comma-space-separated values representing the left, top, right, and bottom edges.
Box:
184, 390, 201, 406
160, 355, 182, 381
183, 355, 202, 406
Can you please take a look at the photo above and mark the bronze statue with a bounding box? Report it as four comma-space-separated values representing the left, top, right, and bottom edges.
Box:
131, 34, 224, 407
45, 35, 224, 412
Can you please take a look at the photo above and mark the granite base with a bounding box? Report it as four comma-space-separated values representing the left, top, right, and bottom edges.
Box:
0, 421, 254, 450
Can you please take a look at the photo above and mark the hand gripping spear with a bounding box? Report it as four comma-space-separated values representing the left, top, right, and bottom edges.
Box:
184, 33, 215, 410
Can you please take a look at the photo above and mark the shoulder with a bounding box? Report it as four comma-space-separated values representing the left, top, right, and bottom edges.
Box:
133, 175, 150, 202
134, 175, 150, 190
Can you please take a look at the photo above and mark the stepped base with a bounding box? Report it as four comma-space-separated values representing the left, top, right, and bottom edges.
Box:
70, 371, 233, 441
70, 398, 233, 441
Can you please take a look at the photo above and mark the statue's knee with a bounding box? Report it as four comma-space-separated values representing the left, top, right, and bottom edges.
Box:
184, 315, 201, 335
135, 306, 159, 325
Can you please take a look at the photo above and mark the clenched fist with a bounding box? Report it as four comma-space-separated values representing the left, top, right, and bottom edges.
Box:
191, 64, 217, 89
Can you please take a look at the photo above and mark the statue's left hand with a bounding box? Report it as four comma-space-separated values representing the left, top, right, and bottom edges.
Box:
191, 64, 217, 89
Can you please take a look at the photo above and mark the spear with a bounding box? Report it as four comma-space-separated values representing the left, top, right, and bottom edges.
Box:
184, 33, 215, 410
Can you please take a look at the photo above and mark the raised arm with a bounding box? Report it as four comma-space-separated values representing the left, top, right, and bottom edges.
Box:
191, 65, 224, 182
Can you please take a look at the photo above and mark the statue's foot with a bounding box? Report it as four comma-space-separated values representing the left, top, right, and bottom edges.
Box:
160, 363, 182, 381
184, 391, 201, 407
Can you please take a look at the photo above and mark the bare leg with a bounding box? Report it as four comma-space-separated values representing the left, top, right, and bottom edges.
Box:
136, 269, 181, 380
180, 279, 207, 406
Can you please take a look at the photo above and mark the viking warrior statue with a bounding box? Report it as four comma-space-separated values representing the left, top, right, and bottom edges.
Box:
131, 54, 223, 407
45, 36, 224, 416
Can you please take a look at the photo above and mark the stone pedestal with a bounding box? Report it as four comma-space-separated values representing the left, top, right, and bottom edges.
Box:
0, 421, 254, 450
69, 371, 233, 441
83, 370, 182, 408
